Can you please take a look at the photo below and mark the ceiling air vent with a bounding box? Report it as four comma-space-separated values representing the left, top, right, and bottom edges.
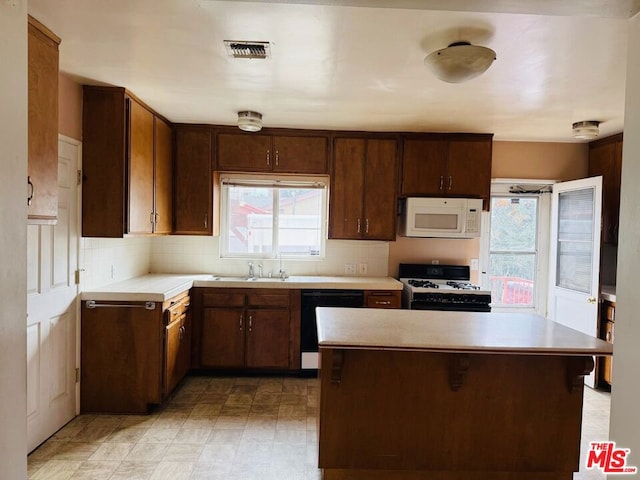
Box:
224, 40, 271, 59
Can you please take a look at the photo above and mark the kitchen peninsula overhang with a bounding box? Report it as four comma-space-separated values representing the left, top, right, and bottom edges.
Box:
316, 308, 611, 480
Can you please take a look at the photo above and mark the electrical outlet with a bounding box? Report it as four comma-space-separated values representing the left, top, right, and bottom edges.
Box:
358, 263, 368, 275
471, 258, 479, 270
431, 259, 439, 265
344, 264, 357, 275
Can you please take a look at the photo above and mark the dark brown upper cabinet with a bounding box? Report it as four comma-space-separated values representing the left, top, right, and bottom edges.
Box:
217, 132, 328, 174
82, 86, 172, 237
401, 134, 493, 209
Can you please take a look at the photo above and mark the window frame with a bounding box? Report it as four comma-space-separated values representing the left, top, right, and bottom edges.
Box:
219, 173, 329, 260
480, 179, 554, 315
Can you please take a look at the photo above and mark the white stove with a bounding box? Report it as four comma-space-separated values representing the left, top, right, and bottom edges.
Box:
399, 264, 492, 312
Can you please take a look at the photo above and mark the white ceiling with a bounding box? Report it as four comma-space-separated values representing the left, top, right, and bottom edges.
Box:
28, 0, 635, 142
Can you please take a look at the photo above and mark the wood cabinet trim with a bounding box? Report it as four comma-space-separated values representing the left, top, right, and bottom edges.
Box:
589, 132, 623, 149
28, 15, 61, 45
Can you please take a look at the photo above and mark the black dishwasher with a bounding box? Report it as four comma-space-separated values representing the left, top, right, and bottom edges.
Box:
300, 289, 364, 370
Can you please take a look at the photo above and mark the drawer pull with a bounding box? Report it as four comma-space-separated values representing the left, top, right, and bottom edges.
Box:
86, 300, 155, 310
376, 301, 391, 305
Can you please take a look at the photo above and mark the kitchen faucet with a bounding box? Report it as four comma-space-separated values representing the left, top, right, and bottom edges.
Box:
248, 262, 254, 279
278, 253, 288, 280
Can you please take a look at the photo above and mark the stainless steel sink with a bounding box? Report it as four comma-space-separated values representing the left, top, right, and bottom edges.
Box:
208, 275, 287, 282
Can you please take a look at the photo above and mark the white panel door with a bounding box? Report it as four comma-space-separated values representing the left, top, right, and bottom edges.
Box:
547, 176, 602, 387
27, 136, 80, 452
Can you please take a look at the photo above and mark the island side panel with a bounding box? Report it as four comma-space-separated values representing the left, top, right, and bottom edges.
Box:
318, 347, 586, 478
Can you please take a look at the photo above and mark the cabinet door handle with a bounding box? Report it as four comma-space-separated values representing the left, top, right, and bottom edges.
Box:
239, 314, 243, 330
357, 219, 361, 233
27, 176, 34, 206
155, 213, 159, 225
275, 150, 279, 166
606, 331, 612, 342
439, 175, 444, 191
150, 212, 154, 225
365, 219, 369, 234
249, 315, 252, 332
448, 176, 452, 190
266, 150, 270, 166
204, 214, 208, 229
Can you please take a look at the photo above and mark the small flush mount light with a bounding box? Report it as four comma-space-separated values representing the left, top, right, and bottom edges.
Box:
237, 111, 263, 132
572, 120, 600, 140
425, 41, 496, 83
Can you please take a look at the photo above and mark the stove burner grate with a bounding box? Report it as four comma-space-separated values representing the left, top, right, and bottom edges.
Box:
446, 281, 481, 290
408, 279, 439, 289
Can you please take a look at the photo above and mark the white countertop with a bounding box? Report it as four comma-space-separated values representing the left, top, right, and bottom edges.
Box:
80, 274, 403, 302
601, 284, 616, 302
316, 308, 613, 356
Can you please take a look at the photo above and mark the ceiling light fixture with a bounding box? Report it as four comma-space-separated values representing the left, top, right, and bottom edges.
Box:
237, 111, 263, 132
572, 120, 600, 140
424, 41, 496, 84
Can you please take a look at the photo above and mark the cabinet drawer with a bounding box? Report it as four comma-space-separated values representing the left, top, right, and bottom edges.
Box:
248, 291, 290, 308
166, 299, 190, 323
365, 291, 401, 309
203, 292, 245, 307
606, 304, 615, 322
604, 320, 615, 344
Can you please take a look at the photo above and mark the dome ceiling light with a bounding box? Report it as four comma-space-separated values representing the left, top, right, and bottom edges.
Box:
572, 120, 600, 140
237, 111, 263, 132
424, 41, 497, 84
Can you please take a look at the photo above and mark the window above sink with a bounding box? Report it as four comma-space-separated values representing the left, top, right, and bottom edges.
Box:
219, 174, 328, 260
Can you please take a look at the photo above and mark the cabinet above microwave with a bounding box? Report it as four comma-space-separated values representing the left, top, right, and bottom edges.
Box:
399, 197, 483, 239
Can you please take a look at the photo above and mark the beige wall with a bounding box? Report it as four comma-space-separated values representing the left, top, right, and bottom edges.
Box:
389, 140, 589, 278
0, 3, 28, 478
610, 11, 640, 464
492, 141, 588, 180
58, 73, 82, 140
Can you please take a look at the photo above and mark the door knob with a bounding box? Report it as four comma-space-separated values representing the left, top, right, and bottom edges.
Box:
587, 297, 597, 304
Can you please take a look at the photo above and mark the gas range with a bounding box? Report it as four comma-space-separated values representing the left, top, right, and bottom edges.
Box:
399, 263, 492, 312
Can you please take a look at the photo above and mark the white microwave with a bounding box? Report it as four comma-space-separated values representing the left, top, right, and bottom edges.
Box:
400, 197, 483, 238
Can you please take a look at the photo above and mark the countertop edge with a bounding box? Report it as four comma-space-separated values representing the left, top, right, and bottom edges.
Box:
81, 274, 403, 302
318, 344, 613, 356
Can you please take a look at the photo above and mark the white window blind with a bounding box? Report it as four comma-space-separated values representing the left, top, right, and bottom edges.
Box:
556, 188, 594, 293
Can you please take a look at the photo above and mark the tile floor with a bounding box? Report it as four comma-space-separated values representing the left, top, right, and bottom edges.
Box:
28, 375, 611, 480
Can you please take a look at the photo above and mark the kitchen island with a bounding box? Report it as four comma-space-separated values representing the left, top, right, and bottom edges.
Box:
316, 308, 613, 480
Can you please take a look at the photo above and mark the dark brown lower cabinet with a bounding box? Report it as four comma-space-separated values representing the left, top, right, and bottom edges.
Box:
599, 300, 615, 386
245, 309, 291, 368
194, 288, 300, 371
81, 291, 191, 413
201, 308, 245, 368
164, 298, 192, 397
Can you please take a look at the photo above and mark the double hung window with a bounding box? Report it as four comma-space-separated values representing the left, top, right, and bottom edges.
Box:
220, 175, 328, 258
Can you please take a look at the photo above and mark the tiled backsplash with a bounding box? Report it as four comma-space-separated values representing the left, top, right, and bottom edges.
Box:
80, 237, 152, 290
149, 236, 390, 277
80, 236, 390, 290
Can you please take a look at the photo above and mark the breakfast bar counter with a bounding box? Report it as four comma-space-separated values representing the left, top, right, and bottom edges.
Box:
316, 308, 612, 480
